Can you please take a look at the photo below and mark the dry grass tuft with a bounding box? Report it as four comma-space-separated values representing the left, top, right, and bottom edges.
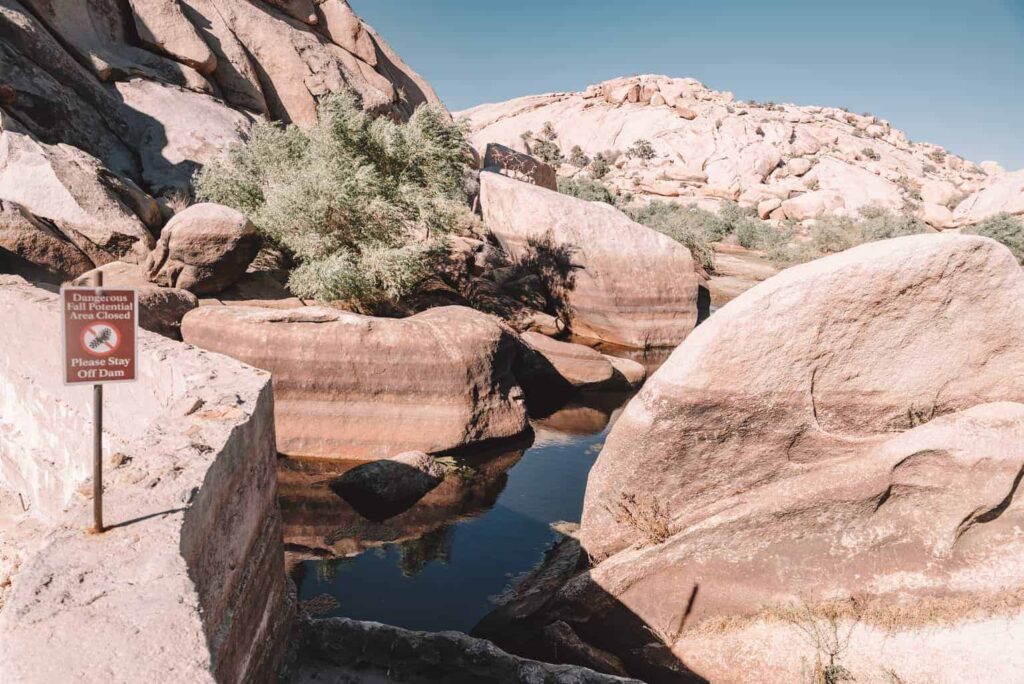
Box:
608, 492, 672, 546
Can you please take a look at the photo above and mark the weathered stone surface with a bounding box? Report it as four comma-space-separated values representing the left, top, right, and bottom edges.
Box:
954, 169, 1024, 224
0, 1, 137, 177
145, 203, 259, 294
72, 261, 201, 339
178, 0, 268, 114
0, 200, 92, 280
21, 0, 213, 93
296, 617, 642, 684
0, 113, 156, 265
114, 79, 252, 195
604, 355, 646, 390
521, 332, 616, 389
330, 451, 445, 521
484, 143, 558, 191
480, 172, 699, 348
780, 189, 844, 220
128, 0, 216, 74
582, 233, 1024, 559
0, 277, 293, 682
181, 305, 529, 459
317, 0, 377, 64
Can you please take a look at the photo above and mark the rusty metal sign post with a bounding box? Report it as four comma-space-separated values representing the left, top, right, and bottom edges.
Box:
61, 273, 138, 534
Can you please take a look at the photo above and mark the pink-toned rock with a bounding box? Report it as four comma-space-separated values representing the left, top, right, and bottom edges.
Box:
955, 169, 1024, 224
127, 0, 217, 74
0, 200, 93, 281
919, 202, 954, 229
780, 190, 845, 221
786, 157, 812, 177
757, 198, 782, 219
114, 79, 252, 195
0, 113, 156, 265
480, 172, 699, 348
180, 305, 529, 460
484, 143, 558, 192
542, 233, 1024, 681
675, 104, 697, 120
261, 0, 318, 24
520, 332, 615, 389
72, 261, 199, 339
582, 233, 1024, 559
144, 203, 259, 294
921, 179, 958, 207
317, 0, 377, 65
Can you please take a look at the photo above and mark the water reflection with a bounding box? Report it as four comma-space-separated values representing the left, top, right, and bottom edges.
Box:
281, 347, 671, 633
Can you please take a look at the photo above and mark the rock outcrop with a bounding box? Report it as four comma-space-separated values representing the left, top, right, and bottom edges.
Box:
0, 277, 293, 682
484, 143, 558, 191
144, 203, 259, 294
480, 172, 699, 348
181, 305, 530, 459
72, 261, 199, 339
293, 617, 642, 683
0, 0, 444, 280
547, 234, 1024, 682
459, 75, 1022, 226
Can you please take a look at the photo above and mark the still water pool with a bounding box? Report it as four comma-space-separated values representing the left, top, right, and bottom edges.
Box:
281, 391, 635, 634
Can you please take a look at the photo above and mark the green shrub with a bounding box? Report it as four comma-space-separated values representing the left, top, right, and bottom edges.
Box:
862, 147, 880, 161
558, 176, 616, 205
769, 207, 929, 267
530, 139, 563, 165
568, 145, 590, 168
589, 150, 620, 179
627, 139, 656, 161
965, 213, 1024, 264
541, 121, 558, 140
195, 91, 477, 312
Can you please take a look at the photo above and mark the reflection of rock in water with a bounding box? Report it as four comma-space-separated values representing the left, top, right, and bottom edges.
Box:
533, 392, 635, 440
571, 339, 675, 377
279, 441, 527, 562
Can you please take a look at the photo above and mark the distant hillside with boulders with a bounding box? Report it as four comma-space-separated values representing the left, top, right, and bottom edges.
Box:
458, 75, 1024, 229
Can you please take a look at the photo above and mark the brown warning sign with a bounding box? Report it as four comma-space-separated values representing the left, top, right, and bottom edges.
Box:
62, 287, 138, 385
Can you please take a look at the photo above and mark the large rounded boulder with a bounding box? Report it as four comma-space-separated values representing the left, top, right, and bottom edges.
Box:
181, 305, 530, 459
144, 203, 259, 294
479, 171, 699, 348
559, 233, 1024, 682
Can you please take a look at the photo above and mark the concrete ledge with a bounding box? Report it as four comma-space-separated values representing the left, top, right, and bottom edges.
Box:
0, 276, 293, 682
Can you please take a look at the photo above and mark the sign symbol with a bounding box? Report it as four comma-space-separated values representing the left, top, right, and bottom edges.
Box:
81, 322, 121, 356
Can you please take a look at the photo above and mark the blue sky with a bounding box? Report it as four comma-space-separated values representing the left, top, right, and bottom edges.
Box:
351, 0, 1024, 170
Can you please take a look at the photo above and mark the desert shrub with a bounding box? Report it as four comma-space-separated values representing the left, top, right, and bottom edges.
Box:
769, 207, 928, 267
929, 149, 947, 163
530, 139, 563, 165
965, 213, 1024, 264
195, 91, 477, 312
589, 150, 620, 179
862, 147, 880, 161
558, 176, 617, 205
568, 145, 590, 168
628, 202, 718, 270
627, 138, 656, 161
896, 176, 922, 200
541, 121, 557, 140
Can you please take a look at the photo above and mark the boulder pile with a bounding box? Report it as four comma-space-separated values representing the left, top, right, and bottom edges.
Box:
459, 75, 1022, 229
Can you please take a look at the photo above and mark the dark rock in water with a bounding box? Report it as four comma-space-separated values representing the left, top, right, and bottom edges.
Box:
293, 616, 642, 684
329, 451, 445, 522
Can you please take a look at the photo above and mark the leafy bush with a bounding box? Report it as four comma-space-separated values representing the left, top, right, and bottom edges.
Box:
195, 92, 477, 312
589, 150, 620, 179
627, 139, 656, 161
568, 145, 591, 168
530, 139, 564, 165
965, 213, 1024, 264
769, 207, 929, 266
558, 176, 617, 205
